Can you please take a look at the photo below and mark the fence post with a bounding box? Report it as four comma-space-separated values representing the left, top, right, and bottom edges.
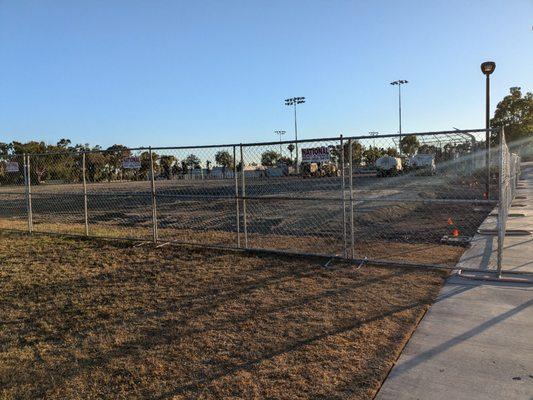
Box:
233, 145, 241, 247
149, 147, 158, 244
486, 128, 491, 200
82, 152, 89, 236
23, 153, 29, 232
24, 154, 33, 233
340, 135, 347, 258
240, 144, 248, 248
496, 127, 505, 277
348, 138, 355, 259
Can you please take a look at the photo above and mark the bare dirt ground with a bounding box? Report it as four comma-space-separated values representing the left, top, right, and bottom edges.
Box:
0, 173, 492, 265
0, 231, 448, 400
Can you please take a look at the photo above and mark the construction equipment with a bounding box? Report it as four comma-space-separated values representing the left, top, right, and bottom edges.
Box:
301, 162, 338, 178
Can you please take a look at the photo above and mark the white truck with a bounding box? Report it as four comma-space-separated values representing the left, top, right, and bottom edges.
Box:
409, 154, 436, 175
376, 155, 403, 177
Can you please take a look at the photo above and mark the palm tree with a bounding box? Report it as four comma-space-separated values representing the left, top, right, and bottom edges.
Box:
287, 144, 295, 162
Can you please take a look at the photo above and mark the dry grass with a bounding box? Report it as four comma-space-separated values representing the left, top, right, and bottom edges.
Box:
0, 231, 448, 399
0, 219, 466, 267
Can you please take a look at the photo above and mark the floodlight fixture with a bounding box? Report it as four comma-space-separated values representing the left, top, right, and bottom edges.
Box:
389, 80, 409, 151
283, 96, 307, 166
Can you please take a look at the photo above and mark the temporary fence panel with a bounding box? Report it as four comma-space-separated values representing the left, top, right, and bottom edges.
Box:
497, 128, 522, 275
0, 154, 27, 231
29, 152, 85, 235
0, 128, 518, 272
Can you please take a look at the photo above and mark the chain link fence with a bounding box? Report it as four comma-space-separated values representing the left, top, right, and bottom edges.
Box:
497, 128, 522, 275
0, 128, 521, 271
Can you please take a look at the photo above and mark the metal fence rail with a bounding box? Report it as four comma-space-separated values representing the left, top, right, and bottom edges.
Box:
0, 128, 520, 271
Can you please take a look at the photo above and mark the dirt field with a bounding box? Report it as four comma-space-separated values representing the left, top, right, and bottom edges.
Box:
0, 231, 448, 399
0, 172, 493, 265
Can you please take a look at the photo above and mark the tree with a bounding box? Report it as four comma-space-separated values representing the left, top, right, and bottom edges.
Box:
0, 142, 11, 158
417, 144, 437, 154
363, 146, 384, 165
386, 147, 399, 157
184, 154, 201, 169
261, 150, 280, 167
215, 150, 234, 176
400, 135, 420, 156
12, 141, 49, 183
181, 161, 189, 175
278, 156, 293, 166
343, 140, 363, 165
287, 144, 295, 161
56, 138, 71, 149
159, 155, 176, 180
490, 87, 533, 146
140, 151, 159, 180
105, 144, 131, 181
85, 151, 107, 182
328, 140, 363, 166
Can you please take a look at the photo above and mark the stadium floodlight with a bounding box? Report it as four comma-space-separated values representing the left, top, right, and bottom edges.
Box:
284, 97, 306, 167
390, 80, 408, 153
481, 61, 496, 198
274, 130, 286, 155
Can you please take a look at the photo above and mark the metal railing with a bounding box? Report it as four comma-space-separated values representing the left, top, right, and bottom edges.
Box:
0, 128, 518, 271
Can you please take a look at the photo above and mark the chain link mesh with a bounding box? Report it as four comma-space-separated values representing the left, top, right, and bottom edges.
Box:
497, 130, 521, 273
0, 129, 516, 269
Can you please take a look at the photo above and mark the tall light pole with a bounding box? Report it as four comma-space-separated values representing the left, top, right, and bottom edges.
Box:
481, 61, 495, 198
274, 130, 286, 155
390, 80, 408, 153
369, 131, 379, 148
285, 97, 305, 167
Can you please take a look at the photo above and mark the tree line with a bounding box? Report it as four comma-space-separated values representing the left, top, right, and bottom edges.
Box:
0, 135, 480, 185
1, 86, 530, 184
0, 139, 243, 184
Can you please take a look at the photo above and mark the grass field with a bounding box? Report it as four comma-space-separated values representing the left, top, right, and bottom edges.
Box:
0, 231, 449, 399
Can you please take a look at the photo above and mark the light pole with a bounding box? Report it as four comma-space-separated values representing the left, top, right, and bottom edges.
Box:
369, 131, 379, 148
481, 61, 495, 199
285, 97, 305, 167
274, 130, 286, 155
390, 80, 408, 153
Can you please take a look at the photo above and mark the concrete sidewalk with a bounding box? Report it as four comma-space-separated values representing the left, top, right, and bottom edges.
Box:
455, 162, 533, 274
376, 163, 533, 400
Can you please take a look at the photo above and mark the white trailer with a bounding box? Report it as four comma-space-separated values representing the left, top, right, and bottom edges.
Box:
410, 154, 436, 175
376, 155, 402, 177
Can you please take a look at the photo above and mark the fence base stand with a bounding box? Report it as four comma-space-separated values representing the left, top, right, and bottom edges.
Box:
456, 270, 533, 284
441, 235, 471, 244
322, 258, 334, 268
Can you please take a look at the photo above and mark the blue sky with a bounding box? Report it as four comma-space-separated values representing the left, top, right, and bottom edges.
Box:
0, 0, 531, 148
